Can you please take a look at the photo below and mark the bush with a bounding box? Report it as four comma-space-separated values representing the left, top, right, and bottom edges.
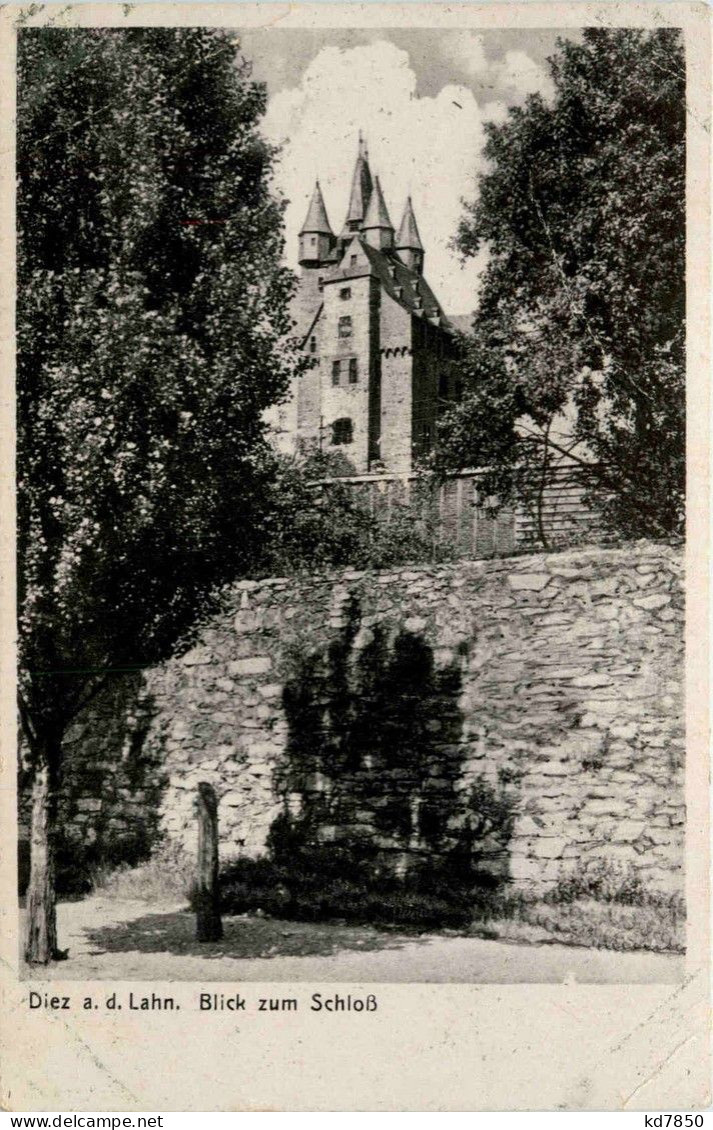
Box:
519, 898, 684, 953
545, 859, 685, 914
20, 837, 193, 904
217, 815, 504, 931
254, 450, 455, 576
19, 830, 161, 902
462, 863, 685, 953
219, 856, 477, 929
92, 841, 194, 903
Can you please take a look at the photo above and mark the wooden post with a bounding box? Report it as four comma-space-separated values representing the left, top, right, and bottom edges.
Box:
24, 757, 59, 964
195, 782, 223, 942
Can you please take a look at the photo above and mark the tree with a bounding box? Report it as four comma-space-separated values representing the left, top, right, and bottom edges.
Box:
253, 448, 455, 575
442, 28, 685, 540
17, 28, 302, 962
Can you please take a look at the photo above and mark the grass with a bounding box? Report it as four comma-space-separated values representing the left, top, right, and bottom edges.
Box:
86, 851, 684, 955
472, 860, 685, 953
474, 896, 684, 954
89, 841, 194, 903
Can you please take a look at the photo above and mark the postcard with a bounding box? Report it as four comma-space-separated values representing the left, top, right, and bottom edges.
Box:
1, 1, 709, 1112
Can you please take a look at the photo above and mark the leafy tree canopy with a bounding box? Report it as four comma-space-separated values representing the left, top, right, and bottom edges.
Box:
18, 28, 302, 745
440, 28, 685, 540
17, 27, 304, 960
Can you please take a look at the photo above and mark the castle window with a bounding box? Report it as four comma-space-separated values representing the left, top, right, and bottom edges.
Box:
318, 277, 324, 291
340, 287, 352, 301
348, 358, 358, 384
350, 254, 357, 266
332, 359, 341, 385
338, 315, 352, 339
310, 336, 317, 354
310, 235, 317, 245
332, 417, 353, 446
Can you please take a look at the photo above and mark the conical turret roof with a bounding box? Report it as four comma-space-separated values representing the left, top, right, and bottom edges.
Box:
342, 132, 373, 231
299, 180, 333, 236
362, 175, 393, 231
396, 196, 423, 251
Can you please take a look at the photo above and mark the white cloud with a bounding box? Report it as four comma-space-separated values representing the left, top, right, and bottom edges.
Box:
481, 100, 510, 126
438, 32, 554, 102
441, 31, 490, 82
499, 49, 555, 99
262, 40, 492, 316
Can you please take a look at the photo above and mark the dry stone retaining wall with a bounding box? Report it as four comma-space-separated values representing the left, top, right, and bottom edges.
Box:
48, 541, 684, 896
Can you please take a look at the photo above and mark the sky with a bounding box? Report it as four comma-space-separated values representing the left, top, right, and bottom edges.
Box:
238, 28, 573, 316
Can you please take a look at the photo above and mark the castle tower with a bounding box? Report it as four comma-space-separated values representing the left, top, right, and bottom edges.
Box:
289, 135, 458, 476
298, 180, 334, 266
340, 132, 373, 240
362, 175, 394, 251
395, 196, 424, 275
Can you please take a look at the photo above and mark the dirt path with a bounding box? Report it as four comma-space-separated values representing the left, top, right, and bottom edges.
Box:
21, 897, 684, 983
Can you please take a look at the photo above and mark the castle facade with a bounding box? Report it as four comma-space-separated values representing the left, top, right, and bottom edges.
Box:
282, 135, 467, 474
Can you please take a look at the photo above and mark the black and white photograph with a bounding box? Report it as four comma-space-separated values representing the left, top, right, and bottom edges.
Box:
3, 1, 710, 1113
15, 15, 690, 978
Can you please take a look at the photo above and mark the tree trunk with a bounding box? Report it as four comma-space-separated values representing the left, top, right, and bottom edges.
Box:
195, 782, 222, 942
24, 746, 61, 964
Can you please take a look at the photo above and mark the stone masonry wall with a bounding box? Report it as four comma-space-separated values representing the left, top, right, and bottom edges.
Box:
377, 289, 412, 472
43, 542, 684, 895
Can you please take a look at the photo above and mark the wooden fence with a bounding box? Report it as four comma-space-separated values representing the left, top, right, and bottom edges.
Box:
314, 464, 603, 558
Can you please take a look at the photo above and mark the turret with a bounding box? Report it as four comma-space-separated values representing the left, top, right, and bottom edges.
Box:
395, 196, 424, 274
299, 180, 334, 266
340, 132, 373, 239
362, 175, 394, 251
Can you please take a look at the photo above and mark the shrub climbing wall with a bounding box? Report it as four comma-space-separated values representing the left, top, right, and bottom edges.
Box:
34, 541, 684, 896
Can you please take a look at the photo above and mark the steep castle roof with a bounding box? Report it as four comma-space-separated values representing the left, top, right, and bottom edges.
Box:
362, 175, 393, 232
396, 196, 423, 251
295, 134, 463, 341
293, 236, 457, 346
342, 133, 373, 232
357, 242, 448, 324
299, 181, 333, 236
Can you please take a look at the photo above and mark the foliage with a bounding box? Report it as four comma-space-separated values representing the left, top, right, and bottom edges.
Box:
218, 824, 504, 931
17, 27, 303, 958
18, 28, 302, 740
19, 819, 165, 901
470, 861, 685, 952
253, 449, 456, 575
544, 858, 685, 913
432, 334, 563, 544
443, 28, 685, 541
90, 841, 195, 904
478, 897, 684, 954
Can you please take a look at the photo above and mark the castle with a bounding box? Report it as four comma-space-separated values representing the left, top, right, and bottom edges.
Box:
278, 135, 469, 474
